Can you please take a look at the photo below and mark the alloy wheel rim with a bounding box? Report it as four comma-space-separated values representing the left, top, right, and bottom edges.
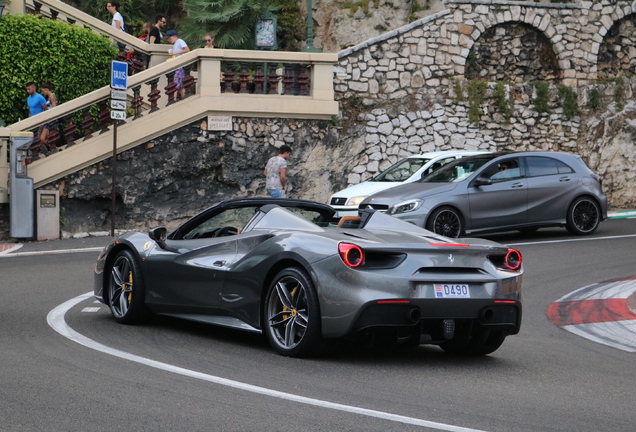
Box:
110, 256, 133, 318
434, 210, 461, 238
267, 276, 309, 350
573, 200, 598, 232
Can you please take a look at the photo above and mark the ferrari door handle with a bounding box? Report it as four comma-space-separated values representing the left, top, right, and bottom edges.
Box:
213, 260, 226, 267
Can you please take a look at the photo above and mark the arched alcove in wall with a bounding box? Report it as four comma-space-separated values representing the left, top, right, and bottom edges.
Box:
465, 22, 560, 82
597, 14, 636, 80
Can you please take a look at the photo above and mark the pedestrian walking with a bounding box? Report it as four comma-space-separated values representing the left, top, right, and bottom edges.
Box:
166, 30, 190, 100
39, 81, 59, 152
149, 16, 166, 44
106, 1, 125, 31
263, 145, 292, 198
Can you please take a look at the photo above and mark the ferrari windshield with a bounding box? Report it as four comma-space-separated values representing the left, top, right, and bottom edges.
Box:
372, 157, 431, 182
420, 155, 496, 183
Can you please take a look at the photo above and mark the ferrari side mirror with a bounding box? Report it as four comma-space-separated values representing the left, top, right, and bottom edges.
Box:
149, 227, 167, 242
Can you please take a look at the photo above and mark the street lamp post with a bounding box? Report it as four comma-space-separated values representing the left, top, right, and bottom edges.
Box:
302, 0, 321, 52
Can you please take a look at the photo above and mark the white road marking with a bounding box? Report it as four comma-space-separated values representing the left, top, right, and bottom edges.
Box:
0, 244, 23, 255
0, 247, 103, 258
507, 233, 636, 246
564, 321, 636, 353
81, 307, 102, 313
48, 292, 487, 432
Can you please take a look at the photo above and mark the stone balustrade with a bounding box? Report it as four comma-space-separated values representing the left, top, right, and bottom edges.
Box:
0, 48, 338, 195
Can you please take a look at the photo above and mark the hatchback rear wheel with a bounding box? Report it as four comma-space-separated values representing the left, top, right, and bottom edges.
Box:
566, 197, 600, 235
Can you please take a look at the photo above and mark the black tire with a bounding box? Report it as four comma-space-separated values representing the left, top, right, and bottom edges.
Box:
263, 267, 326, 357
108, 249, 147, 324
440, 329, 506, 356
566, 197, 600, 235
426, 206, 464, 238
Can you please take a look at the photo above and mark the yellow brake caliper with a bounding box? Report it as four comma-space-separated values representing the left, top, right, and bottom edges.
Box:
125, 271, 133, 303
282, 286, 298, 326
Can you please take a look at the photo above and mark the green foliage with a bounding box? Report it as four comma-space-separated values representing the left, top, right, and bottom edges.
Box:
275, 0, 305, 51
342, 0, 379, 17
558, 85, 578, 120
614, 77, 625, 111
180, 0, 279, 49
0, 15, 117, 125
587, 88, 600, 110
533, 81, 551, 114
493, 82, 513, 123
65, 0, 185, 34
467, 80, 487, 125
453, 79, 464, 102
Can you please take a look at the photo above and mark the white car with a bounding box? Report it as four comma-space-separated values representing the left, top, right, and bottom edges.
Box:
329, 151, 489, 218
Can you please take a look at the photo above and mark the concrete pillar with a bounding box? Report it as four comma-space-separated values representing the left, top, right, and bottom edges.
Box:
0, 129, 9, 204
198, 57, 222, 97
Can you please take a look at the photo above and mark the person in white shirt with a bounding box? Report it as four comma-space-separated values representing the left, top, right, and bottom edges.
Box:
107, 1, 125, 31
166, 30, 190, 99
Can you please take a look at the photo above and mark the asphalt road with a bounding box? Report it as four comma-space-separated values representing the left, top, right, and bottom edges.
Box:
1, 220, 635, 432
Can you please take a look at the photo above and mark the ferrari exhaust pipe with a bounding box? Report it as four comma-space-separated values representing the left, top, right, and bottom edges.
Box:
480, 308, 495, 323
406, 307, 421, 324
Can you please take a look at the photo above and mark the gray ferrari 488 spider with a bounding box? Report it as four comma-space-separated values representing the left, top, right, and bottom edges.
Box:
94, 198, 523, 357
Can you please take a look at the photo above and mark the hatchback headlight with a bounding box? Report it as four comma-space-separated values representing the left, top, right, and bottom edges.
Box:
389, 199, 423, 215
346, 196, 367, 206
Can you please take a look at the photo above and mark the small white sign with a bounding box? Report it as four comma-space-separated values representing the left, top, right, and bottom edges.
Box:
208, 116, 233, 131
110, 89, 127, 100
110, 110, 127, 120
111, 100, 127, 110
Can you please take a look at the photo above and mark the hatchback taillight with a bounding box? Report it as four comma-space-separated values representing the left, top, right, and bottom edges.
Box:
590, 173, 602, 188
338, 243, 365, 268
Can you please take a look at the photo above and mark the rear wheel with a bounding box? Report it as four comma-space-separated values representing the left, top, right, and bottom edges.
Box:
426, 207, 464, 238
108, 249, 147, 324
566, 197, 600, 235
440, 329, 506, 356
263, 267, 327, 357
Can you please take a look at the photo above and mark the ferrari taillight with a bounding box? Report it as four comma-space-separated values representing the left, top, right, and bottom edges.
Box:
489, 248, 522, 271
338, 242, 365, 268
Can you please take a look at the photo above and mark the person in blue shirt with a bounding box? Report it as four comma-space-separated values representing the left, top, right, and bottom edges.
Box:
26, 82, 47, 117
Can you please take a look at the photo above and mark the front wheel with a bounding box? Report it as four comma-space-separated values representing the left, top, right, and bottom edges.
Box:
426, 206, 464, 238
566, 197, 600, 235
263, 267, 326, 357
108, 249, 147, 324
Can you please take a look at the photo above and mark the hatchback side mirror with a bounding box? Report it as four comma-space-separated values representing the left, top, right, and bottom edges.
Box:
473, 176, 492, 187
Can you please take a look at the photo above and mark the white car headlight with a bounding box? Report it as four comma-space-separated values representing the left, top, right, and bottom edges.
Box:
389, 199, 423, 215
346, 196, 367, 206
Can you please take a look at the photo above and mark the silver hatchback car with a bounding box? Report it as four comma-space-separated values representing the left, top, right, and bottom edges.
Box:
360, 152, 608, 238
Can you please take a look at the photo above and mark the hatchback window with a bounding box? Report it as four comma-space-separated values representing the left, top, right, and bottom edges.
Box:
373, 158, 431, 182
526, 156, 574, 177
481, 159, 522, 182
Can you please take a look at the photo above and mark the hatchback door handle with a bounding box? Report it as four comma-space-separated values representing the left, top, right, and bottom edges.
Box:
213, 260, 226, 267
511, 183, 524, 188
559, 177, 571, 182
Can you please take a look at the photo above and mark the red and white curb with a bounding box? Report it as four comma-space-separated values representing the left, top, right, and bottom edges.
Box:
548, 276, 636, 353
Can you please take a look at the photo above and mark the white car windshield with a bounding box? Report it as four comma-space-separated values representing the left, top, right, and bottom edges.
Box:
372, 158, 431, 182
421, 156, 495, 183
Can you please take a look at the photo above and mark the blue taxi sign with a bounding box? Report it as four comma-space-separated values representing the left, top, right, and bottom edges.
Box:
110, 60, 128, 90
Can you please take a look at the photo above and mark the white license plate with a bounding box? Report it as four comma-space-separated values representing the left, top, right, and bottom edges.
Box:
434, 284, 470, 298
